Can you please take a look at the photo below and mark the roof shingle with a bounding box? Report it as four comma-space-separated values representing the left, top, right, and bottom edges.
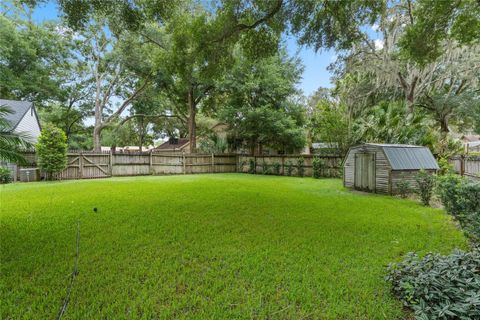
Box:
0, 99, 33, 130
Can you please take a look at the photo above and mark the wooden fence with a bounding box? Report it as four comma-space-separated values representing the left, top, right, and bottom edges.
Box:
238, 155, 343, 177
29, 151, 238, 180
15, 152, 342, 181
449, 156, 480, 180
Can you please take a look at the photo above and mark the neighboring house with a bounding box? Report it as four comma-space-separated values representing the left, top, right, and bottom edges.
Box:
155, 123, 228, 154
311, 142, 340, 155
100, 146, 155, 152
0, 99, 41, 181
461, 135, 480, 153
210, 122, 228, 139
343, 143, 439, 195
0, 99, 41, 143
155, 138, 191, 153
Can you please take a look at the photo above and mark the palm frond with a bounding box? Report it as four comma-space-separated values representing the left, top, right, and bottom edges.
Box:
0, 105, 33, 164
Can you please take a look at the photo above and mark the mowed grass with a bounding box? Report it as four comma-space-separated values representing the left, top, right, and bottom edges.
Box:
0, 174, 466, 319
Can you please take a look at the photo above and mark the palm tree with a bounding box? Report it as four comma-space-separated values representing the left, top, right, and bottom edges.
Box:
0, 105, 33, 164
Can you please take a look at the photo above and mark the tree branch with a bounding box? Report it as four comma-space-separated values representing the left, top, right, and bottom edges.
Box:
406, 0, 414, 25
140, 31, 167, 50
101, 66, 122, 108
104, 77, 151, 125
194, 85, 214, 105
408, 76, 418, 102
455, 79, 468, 95
215, 0, 283, 42
119, 114, 179, 125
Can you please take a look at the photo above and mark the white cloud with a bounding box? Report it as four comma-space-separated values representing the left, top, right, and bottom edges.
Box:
54, 25, 81, 40
374, 39, 384, 50
371, 24, 380, 32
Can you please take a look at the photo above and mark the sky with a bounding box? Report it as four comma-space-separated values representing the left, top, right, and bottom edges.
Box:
30, 2, 336, 97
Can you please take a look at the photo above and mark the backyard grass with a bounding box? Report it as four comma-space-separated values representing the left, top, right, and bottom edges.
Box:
0, 174, 467, 319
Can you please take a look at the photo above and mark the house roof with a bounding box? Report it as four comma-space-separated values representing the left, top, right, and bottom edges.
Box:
365, 143, 439, 170
462, 135, 480, 142
0, 99, 34, 130
155, 138, 190, 150
467, 141, 480, 148
312, 142, 339, 148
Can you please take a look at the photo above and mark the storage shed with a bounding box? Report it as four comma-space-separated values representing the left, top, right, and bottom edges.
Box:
343, 144, 439, 194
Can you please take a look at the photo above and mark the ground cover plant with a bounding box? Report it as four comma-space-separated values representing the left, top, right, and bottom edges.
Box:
0, 174, 467, 319
386, 174, 480, 319
387, 249, 480, 320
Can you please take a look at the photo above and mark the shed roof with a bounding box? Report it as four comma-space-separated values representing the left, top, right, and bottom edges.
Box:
365, 143, 439, 170
0, 99, 33, 130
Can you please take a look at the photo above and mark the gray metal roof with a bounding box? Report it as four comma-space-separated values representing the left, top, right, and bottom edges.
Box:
376, 144, 439, 170
0, 99, 33, 130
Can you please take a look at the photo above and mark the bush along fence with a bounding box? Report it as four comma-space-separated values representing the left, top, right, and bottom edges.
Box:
237, 155, 343, 178
11, 151, 342, 182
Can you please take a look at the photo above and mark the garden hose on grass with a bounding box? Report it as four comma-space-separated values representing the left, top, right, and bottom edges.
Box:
57, 221, 80, 320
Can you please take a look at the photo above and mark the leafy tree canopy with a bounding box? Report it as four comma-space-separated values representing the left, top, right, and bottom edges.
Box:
219, 49, 306, 154
36, 123, 68, 179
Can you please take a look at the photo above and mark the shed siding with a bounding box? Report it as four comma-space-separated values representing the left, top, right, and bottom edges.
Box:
344, 145, 391, 194
390, 170, 436, 195
14, 107, 41, 143
343, 147, 356, 188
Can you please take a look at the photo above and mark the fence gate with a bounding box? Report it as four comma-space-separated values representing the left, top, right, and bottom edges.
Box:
57, 152, 111, 180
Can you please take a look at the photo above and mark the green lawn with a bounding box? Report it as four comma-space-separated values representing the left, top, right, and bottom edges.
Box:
0, 174, 466, 319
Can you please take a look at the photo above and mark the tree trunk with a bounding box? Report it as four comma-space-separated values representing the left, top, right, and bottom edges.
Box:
187, 88, 196, 153
93, 125, 102, 152
440, 117, 450, 134
94, 67, 102, 152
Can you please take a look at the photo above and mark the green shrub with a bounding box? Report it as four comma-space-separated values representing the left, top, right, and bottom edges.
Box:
261, 160, 270, 175
296, 157, 305, 177
335, 167, 343, 179
415, 170, 435, 206
396, 176, 411, 199
272, 162, 281, 175
238, 160, 247, 172
248, 158, 255, 174
437, 175, 480, 242
437, 157, 454, 176
285, 160, 294, 176
36, 124, 68, 180
386, 249, 480, 320
312, 157, 324, 179
0, 166, 12, 184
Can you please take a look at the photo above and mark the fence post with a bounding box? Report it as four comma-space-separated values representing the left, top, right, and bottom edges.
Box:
149, 150, 153, 175
281, 156, 285, 176
460, 155, 465, 176
108, 149, 113, 177
211, 153, 215, 173
79, 152, 83, 179
182, 151, 186, 174
110, 151, 115, 176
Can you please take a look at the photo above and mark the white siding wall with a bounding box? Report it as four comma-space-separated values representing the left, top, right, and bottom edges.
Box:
14, 107, 41, 143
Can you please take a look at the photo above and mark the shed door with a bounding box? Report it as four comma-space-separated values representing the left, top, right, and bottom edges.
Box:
354, 153, 375, 191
